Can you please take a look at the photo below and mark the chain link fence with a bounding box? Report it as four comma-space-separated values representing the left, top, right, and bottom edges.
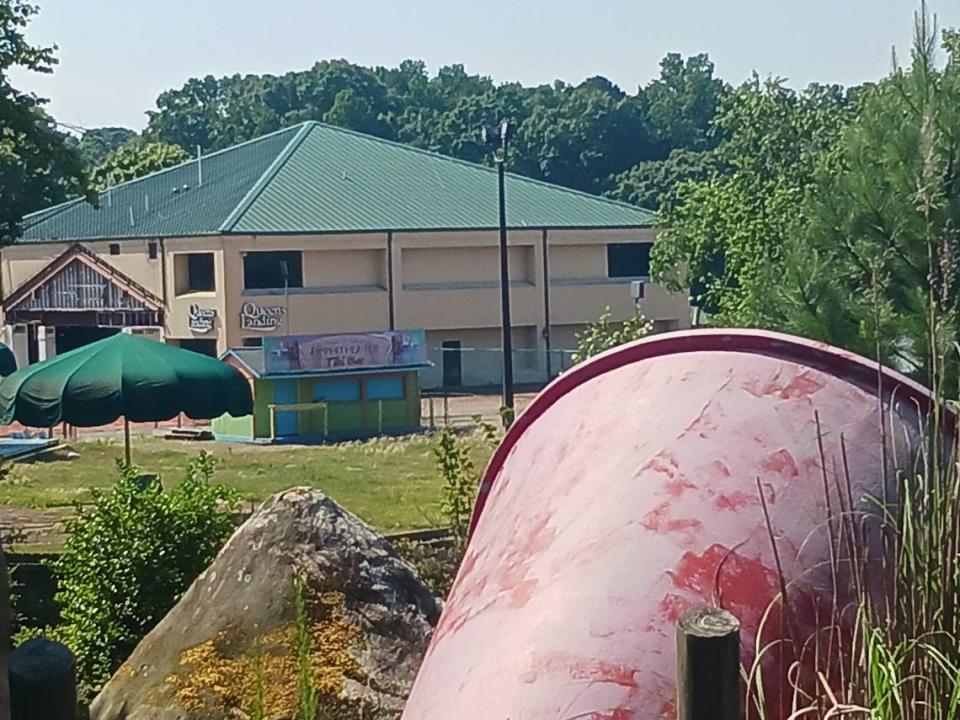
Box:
420, 346, 578, 428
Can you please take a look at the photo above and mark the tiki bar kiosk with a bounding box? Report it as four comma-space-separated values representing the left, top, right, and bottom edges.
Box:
214, 330, 430, 443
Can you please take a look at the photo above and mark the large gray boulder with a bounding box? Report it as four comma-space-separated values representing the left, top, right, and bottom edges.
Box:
91, 488, 441, 720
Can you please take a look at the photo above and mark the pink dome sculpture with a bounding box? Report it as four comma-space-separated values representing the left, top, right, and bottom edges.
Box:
402, 330, 935, 720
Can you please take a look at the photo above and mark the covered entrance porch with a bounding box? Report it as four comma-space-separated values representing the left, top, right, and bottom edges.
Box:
1, 244, 164, 366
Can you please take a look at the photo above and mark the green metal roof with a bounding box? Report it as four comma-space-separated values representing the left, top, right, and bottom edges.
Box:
21, 126, 302, 243
21, 121, 655, 243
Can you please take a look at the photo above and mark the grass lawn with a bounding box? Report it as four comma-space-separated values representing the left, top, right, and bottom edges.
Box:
0, 432, 495, 533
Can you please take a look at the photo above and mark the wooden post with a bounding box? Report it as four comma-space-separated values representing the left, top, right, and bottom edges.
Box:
9, 639, 77, 720
443, 393, 449, 426
377, 400, 384, 434
0, 545, 10, 720
428, 397, 435, 428
123, 418, 131, 466
676, 607, 741, 720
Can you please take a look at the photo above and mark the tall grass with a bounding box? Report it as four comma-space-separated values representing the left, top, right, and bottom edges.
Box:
744, 9, 960, 716
744, 350, 960, 719
294, 576, 320, 720
846, 9, 960, 714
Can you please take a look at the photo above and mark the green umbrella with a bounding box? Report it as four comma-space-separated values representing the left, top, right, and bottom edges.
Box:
0, 333, 252, 462
0, 343, 16, 377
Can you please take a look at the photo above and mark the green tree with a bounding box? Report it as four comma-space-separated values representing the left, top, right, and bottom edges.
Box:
323, 87, 392, 138
644, 52, 729, 154
75, 127, 137, 170
777, 17, 960, 382
146, 75, 222, 150
607, 148, 728, 210
425, 84, 532, 165
572, 307, 653, 363
513, 84, 653, 193
90, 140, 191, 190
652, 78, 855, 322
0, 1, 90, 244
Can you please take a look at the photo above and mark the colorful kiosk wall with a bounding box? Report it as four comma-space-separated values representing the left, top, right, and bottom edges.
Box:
213, 330, 430, 443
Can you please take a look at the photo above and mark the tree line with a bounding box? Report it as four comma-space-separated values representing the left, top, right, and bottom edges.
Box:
79, 54, 728, 201
654, 10, 959, 385
2, 1, 956, 384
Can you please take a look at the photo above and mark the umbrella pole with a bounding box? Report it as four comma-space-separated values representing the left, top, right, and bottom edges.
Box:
124, 418, 131, 466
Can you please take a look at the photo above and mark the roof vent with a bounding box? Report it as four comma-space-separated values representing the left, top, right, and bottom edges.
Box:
171, 187, 180, 195
182, 184, 191, 192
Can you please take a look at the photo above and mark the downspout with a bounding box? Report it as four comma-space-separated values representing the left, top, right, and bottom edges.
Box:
541, 228, 551, 379
387, 231, 396, 331
0, 246, 7, 349
159, 238, 168, 341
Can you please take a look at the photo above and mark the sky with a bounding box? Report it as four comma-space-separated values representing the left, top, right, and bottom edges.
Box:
8, 0, 960, 132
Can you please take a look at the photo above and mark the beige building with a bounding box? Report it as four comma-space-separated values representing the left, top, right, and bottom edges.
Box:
2, 121, 689, 389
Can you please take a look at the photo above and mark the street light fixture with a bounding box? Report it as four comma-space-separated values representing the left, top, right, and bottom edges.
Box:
482, 121, 514, 421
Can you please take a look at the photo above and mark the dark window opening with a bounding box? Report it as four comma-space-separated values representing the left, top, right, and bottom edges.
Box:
187, 253, 215, 291
26, 325, 39, 364
178, 338, 218, 357
109, 243, 120, 256
441, 340, 462, 388
652, 319, 679, 334
148, 242, 158, 260
243, 251, 303, 290
607, 243, 652, 278
241, 337, 263, 348
56, 326, 119, 355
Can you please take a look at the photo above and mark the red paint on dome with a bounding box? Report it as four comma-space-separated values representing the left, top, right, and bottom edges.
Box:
594, 709, 637, 720
742, 370, 826, 400
640, 502, 704, 537
760, 448, 800, 479
713, 490, 759, 511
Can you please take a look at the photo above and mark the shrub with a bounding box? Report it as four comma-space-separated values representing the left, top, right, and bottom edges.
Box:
393, 538, 462, 598
572, 306, 653, 364
434, 427, 479, 551
53, 452, 238, 694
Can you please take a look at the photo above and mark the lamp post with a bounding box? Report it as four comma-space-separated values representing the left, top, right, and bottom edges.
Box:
482, 121, 514, 420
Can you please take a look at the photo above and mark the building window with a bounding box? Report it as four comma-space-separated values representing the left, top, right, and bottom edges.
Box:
313, 378, 360, 402
109, 243, 120, 256
365, 376, 404, 401
187, 253, 215, 291
241, 337, 263, 348
148, 242, 158, 260
244, 251, 304, 290
607, 243, 652, 278
174, 253, 216, 294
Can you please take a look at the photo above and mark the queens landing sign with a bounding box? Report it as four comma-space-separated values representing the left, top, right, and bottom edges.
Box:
239, 302, 285, 331
263, 330, 428, 374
